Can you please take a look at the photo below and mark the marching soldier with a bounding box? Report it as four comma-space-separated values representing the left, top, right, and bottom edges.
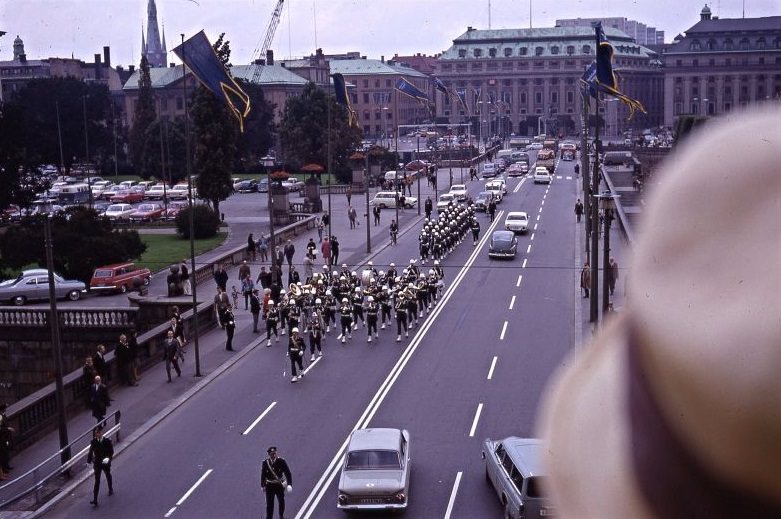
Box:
416, 274, 429, 317
405, 283, 419, 327
287, 298, 301, 336
351, 287, 365, 330
394, 290, 409, 342
287, 328, 305, 383
278, 289, 289, 335
378, 286, 392, 330
307, 309, 324, 361
265, 301, 280, 347
386, 263, 398, 289
470, 217, 481, 246
338, 298, 353, 344
365, 296, 379, 343
419, 231, 430, 265
324, 290, 337, 333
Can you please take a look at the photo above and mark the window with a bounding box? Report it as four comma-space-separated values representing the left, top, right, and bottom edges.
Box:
375, 79, 380, 88
707, 39, 717, 51
567, 45, 575, 55
690, 40, 701, 51
474, 48, 483, 58
534, 92, 542, 104
676, 59, 682, 66
458, 49, 467, 58
502, 62, 513, 69
363, 111, 370, 121
582, 45, 591, 54
176, 97, 183, 110
724, 39, 734, 51
386, 79, 391, 87
535, 46, 544, 56
504, 48, 512, 57
551, 92, 558, 103
363, 125, 370, 134
739, 38, 749, 50
363, 93, 369, 103
363, 79, 369, 88
375, 111, 381, 120
519, 47, 528, 56
520, 92, 527, 104
472, 63, 483, 71
510, 466, 524, 493
551, 46, 560, 55
567, 91, 574, 103
489, 48, 497, 58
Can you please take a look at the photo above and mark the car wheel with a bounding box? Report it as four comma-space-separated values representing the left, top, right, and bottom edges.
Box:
120, 284, 128, 294
67, 290, 81, 301
143, 277, 150, 286
12, 295, 27, 306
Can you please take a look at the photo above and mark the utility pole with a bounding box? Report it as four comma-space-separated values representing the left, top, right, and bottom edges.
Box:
589, 27, 601, 324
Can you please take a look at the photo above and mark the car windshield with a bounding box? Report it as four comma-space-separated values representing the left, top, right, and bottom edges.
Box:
138, 205, 154, 211
525, 476, 546, 498
107, 205, 125, 211
493, 233, 513, 243
93, 269, 114, 278
507, 215, 526, 221
346, 450, 401, 470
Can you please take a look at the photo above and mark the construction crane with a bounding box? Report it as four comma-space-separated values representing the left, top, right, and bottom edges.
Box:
251, 0, 284, 84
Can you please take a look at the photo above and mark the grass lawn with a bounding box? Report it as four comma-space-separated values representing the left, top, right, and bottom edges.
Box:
136, 232, 227, 273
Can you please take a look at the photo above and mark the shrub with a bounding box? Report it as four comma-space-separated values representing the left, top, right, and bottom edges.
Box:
175, 205, 220, 239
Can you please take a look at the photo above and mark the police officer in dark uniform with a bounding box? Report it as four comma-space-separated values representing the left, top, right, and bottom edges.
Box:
365, 296, 379, 343
261, 446, 293, 519
224, 305, 236, 351
338, 298, 353, 344
87, 424, 114, 506
308, 308, 324, 361
470, 217, 481, 246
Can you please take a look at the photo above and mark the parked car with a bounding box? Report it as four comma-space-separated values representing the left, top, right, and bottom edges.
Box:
164, 201, 189, 220
505, 211, 529, 234
0, 269, 86, 306
101, 185, 123, 200
104, 203, 135, 220
90, 262, 151, 294
488, 230, 518, 259
437, 193, 456, 211
110, 189, 144, 204
118, 180, 139, 190
168, 184, 197, 200
281, 178, 305, 192
370, 192, 417, 209
91, 180, 114, 198
137, 180, 156, 191
474, 191, 495, 212
337, 428, 411, 512
449, 184, 468, 201
533, 167, 552, 184
129, 203, 164, 222
235, 179, 258, 193
257, 178, 269, 193
483, 437, 553, 518
92, 200, 111, 216
144, 184, 168, 200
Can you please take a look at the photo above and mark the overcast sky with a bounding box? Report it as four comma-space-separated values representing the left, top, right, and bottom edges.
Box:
1, 0, 779, 67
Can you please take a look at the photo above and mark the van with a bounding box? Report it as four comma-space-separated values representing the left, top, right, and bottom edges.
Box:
58, 183, 91, 204
384, 170, 404, 183
483, 437, 552, 519
496, 149, 513, 162
370, 191, 418, 209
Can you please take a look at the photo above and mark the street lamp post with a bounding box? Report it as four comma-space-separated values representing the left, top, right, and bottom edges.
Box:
82, 95, 94, 208
262, 155, 278, 283
595, 191, 619, 313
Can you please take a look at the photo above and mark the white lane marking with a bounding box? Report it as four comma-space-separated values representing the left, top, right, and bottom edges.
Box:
302, 355, 322, 375
541, 199, 545, 206
536, 214, 540, 221
538, 207, 542, 214
242, 401, 277, 436
444, 472, 463, 519
526, 244, 532, 254
295, 211, 504, 519
530, 233, 535, 241
469, 404, 484, 437
487, 357, 498, 380
516, 274, 523, 286
522, 259, 527, 269
566, 176, 572, 180
175, 469, 213, 507
534, 223, 538, 230
508, 295, 516, 310
500, 321, 508, 340
164, 507, 177, 518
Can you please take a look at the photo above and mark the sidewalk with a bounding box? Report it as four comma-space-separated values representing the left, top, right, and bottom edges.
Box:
0, 168, 467, 516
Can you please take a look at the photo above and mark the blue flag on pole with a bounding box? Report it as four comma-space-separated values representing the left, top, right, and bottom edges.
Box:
591, 23, 646, 118
172, 30, 250, 131
456, 88, 468, 113
332, 73, 358, 127
395, 77, 428, 102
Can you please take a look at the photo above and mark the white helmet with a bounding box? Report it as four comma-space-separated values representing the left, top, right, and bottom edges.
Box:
355, 287, 362, 293
332, 270, 339, 276
342, 297, 349, 303
369, 278, 376, 284
368, 261, 373, 266
322, 264, 329, 270
419, 273, 426, 279
268, 300, 275, 305
342, 263, 348, 268
292, 327, 299, 334
315, 298, 322, 305
429, 269, 435, 275
325, 289, 332, 295
390, 262, 396, 267
289, 298, 296, 305
367, 296, 375, 302
280, 289, 287, 294
339, 276, 346, 281
434, 260, 440, 265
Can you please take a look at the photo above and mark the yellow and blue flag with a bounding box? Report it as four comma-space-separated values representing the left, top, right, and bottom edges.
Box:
172, 31, 251, 131
582, 23, 646, 119
332, 73, 358, 127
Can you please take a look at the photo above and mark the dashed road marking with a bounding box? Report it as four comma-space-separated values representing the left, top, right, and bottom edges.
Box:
521, 259, 527, 269
509, 295, 516, 310
517, 274, 523, 286
526, 244, 532, 254
530, 233, 535, 241
500, 321, 508, 340
242, 401, 277, 436
165, 468, 214, 516
469, 404, 484, 437
487, 356, 498, 380
444, 472, 463, 519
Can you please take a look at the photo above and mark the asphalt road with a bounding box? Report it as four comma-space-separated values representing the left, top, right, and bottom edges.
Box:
39, 154, 584, 518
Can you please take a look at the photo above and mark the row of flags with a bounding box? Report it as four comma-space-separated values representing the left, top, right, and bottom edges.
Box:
172, 23, 646, 132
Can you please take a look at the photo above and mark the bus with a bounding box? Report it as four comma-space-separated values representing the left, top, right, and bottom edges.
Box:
509, 137, 531, 150
58, 183, 91, 204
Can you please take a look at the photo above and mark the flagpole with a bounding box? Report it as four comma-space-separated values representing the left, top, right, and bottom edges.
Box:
581, 90, 590, 257
589, 26, 601, 325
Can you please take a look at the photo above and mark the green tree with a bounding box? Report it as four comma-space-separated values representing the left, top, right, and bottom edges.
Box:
234, 80, 276, 173
278, 82, 362, 181
129, 55, 157, 175
191, 33, 238, 214
0, 208, 146, 283
140, 118, 188, 184
0, 101, 25, 212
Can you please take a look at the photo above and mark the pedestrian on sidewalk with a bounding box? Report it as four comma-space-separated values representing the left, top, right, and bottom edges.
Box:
321, 212, 330, 229
274, 247, 284, 271
89, 376, 110, 423
250, 289, 261, 333
345, 185, 353, 206
288, 265, 300, 285
575, 198, 584, 223
260, 446, 293, 519
373, 205, 381, 226
306, 238, 317, 259
330, 236, 340, 265
115, 334, 136, 386
82, 357, 97, 408
87, 424, 114, 506
257, 266, 272, 290
180, 260, 191, 296
214, 287, 230, 328
608, 257, 619, 296
247, 233, 257, 261
283, 240, 296, 267
92, 344, 109, 382
163, 331, 183, 381
128, 328, 141, 383
574, 163, 580, 176
257, 234, 269, 263
580, 262, 591, 298
315, 217, 324, 242
348, 206, 357, 229
0, 404, 14, 478
224, 306, 236, 351
399, 193, 406, 211
213, 265, 228, 292
241, 274, 255, 310
303, 253, 314, 283
321, 237, 331, 267
239, 260, 251, 284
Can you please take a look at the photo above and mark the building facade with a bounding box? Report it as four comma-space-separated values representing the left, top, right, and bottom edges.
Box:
662, 5, 781, 126
556, 17, 664, 46
434, 26, 663, 139
328, 58, 431, 140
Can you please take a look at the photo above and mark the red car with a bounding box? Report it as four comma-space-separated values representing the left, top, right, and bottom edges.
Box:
111, 189, 144, 204
90, 262, 151, 294
129, 203, 164, 222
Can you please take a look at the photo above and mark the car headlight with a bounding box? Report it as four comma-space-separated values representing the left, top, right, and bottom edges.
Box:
395, 491, 406, 503
338, 493, 349, 504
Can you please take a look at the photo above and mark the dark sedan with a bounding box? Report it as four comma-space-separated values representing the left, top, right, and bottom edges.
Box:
488, 230, 518, 259
235, 179, 258, 193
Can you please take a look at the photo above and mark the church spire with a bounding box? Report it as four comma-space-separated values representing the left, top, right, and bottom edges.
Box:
144, 0, 166, 67
161, 21, 167, 54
